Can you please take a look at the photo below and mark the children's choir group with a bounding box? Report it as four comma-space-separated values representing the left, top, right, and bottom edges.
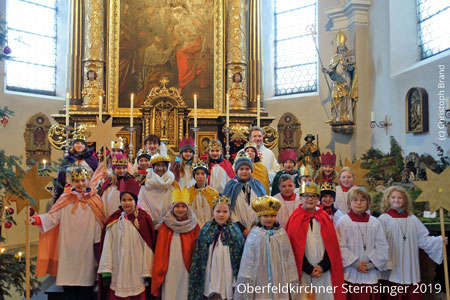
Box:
30, 127, 447, 300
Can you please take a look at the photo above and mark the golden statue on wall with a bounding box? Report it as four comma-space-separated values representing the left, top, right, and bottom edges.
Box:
322, 30, 358, 125
81, 68, 105, 108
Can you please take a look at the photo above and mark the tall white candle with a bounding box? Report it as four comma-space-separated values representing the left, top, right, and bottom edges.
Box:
99, 96, 103, 121
65, 92, 70, 126
130, 93, 134, 128
257, 94, 261, 127
194, 94, 198, 128
371, 111, 375, 122
43, 159, 47, 169
226, 93, 230, 128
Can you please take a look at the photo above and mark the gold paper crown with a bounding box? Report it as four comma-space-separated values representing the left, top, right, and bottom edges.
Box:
150, 153, 171, 166
235, 150, 251, 160
208, 140, 222, 151
251, 195, 281, 217
299, 165, 312, 177
111, 137, 124, 150
320, 182, 336, 193
171, 187, 190, 205
71, 168, 89, 180
192, 161, 208, 172
299, 182, 320, 195
72, 130, 87, 142
136, 148, 152, 159
212, 195, 231, 207
112, 155, 128, 166
244, 142, 257, 150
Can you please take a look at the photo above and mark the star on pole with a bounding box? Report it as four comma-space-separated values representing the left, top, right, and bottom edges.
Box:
414, 167, 450, 214
335, 158, 370, 186
7, 164, 53, 214
86, 117, 123, 150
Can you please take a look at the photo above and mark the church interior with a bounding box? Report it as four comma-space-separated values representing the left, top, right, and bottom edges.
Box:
0, 0, 449, 299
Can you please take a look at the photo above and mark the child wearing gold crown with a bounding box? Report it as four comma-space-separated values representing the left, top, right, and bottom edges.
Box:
53, 129, 98, 203
151, 187, 200, 299
188, 161, 219, 228
273, 174, 301, 228
138, 143, 176, 227
30, 167, 106, 299
90, 139, 134, 189
188, 195, 244, 300
133, 148, 152, 184
335, 187, 389, 300
224, 152, 266, 237
320, 182, 344, 226
99, 153, 134, 218
293, 165, 313, 194
234, 195, 300, 300
202, 139, 235, 193
98, 176, 156, 300
286, 182, 345, 300
271, 149, 300, 196
170, 136, 196, 189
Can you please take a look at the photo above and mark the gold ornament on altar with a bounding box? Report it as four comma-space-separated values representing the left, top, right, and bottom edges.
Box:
6, 164, 53, 214
228, 66, 247, 110
335, 158, 370, 187
81, 69, 105, 108
414, 168, 450, 214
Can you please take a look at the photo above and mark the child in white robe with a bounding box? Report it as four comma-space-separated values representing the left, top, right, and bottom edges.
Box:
188, 161, 219, 228
98, 177, 155, 300
99, 153, 131, 218
170, 136, 196, 189
335, 167, 355, 214
336, 186, 389, 300
273, 174, 301, 228
188, 195, 245, 300
31, 168, 106, 300
203, 139, 235, 193
235, 195, 300, 300
151, 188, 200, 299
320, 182, 344, 226
378, 186, 447, 300
138, 147, 175, 227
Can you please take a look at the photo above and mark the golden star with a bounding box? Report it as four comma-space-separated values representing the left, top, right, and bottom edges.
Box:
335, 158, 370, 186
7, 164, 53, 214
86, 117, 123, 150
415, 168, 450, 214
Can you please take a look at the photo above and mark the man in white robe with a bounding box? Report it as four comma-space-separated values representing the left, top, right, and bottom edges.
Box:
249, 127, 280, 184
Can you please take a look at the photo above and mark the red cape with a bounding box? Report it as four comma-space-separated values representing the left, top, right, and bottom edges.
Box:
98, 208, 156, 300
285, 204, 345, 300
151, 223, 200, 296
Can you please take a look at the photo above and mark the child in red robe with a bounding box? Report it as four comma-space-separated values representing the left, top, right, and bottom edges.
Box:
151, 187, 200, 299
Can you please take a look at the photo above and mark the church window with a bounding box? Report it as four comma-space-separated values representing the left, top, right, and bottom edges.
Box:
5, 0, 57, 95
274, 0, 317, 96
417, 0, 450, 59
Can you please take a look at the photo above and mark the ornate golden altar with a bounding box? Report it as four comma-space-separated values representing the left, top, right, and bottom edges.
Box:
51, 0, 276, 155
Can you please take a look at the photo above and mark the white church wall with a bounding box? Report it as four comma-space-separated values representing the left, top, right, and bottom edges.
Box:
0, 0, 67, 247
370, 0, 450, 158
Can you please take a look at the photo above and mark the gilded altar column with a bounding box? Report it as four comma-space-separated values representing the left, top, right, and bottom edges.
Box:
226, 0, 247, 110
67, 0, 83, 106
248, 0, 262, 112
82, 0, 105, 108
